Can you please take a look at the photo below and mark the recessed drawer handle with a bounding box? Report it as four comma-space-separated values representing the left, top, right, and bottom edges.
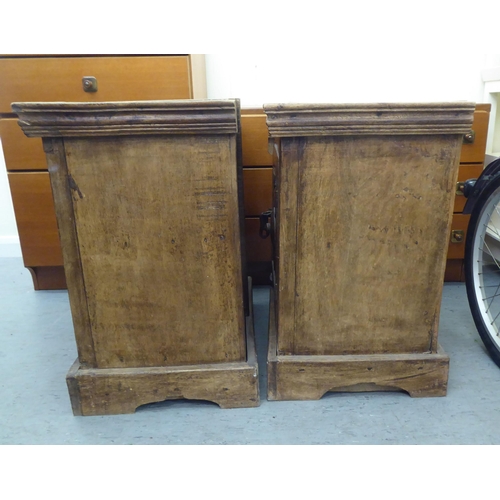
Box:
82, 77, 98, 93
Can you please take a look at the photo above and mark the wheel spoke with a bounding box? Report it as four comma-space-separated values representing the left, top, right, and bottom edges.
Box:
480, 238, 500, 270
486, 222, 500, 239
490, 308, 500, 326
483, 293, 500, 301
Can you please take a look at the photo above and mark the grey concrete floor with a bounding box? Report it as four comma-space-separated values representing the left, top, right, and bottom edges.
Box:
1, 256, 499, 445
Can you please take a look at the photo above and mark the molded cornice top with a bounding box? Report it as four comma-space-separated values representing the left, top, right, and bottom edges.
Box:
12, 100, 239, 137
263, 102, 476, 137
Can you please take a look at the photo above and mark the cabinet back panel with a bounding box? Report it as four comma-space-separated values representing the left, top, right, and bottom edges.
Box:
277, 135, 461, 355
65, 135, 246, 368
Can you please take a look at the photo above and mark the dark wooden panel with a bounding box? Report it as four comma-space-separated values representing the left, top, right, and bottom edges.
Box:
28, 266, 67, 290
444, 259, 464, 282
243, 168, 273, 216
245, 218, 272, 262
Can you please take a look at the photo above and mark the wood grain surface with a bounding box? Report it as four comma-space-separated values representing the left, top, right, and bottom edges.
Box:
13, 100, 239, 137
264, 102, 475, 137
275, 134, 463, 355
7, 171, 63, 266
240, 112, 273, 166
265, 103, 474, 372
67, 281, 259, 415
459, 106, 491, 163
16, 99, 258, 412
0, 56, 194, 113
62, 134, 246, 368
267, 289, 449, 400
0, 118, 46, 170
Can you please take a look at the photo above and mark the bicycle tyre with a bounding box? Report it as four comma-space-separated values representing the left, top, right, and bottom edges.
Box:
465, 175, 500, 368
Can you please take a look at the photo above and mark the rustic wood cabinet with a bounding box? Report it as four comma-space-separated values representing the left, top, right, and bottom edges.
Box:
264, 102, 475, 400
13, 99, 259, 415
0, 54, 206, 289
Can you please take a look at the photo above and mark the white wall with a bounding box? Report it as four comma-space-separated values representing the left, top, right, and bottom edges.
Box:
205, 54, 488, 107
0, 53, 497, 258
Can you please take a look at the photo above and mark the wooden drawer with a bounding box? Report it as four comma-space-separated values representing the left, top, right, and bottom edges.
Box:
447, 213, 469, 260
241, 111, 272, 166
444, 259, 465, 282
0, 118, 46, 171
245, 218, 272, 262
0, 55, 193, 113
8, 172, 63, 267
460, 105, 490, 164
454, 163, 484, 213
243, 168, 273, 216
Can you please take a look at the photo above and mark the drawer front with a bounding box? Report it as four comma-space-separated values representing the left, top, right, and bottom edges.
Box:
454, 163, 484, 213
243, 168, 273, 216
447, 213, 469, 260
444, 259, 464, 282
241, 112, 272, 166
245, 218, 272, 262
8, 172, 63, 267
0, 55, 192, 113
460, 108, 490, 164
0, 118, 46, 171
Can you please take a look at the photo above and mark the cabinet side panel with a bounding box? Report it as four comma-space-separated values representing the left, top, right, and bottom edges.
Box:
275, 138, 303, 354
44, 138, 96, 366
65, 135, 246, 368
291, 135, 461, 355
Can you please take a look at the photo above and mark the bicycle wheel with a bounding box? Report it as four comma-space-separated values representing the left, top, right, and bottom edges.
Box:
465, 175, 500, 368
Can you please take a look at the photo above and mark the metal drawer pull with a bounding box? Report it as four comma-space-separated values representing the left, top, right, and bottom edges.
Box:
451, 230, 464, 243
82, 76, 98, 93
259, 210, 272, 239
463, 130, 475, 144
456, 181, 465, 196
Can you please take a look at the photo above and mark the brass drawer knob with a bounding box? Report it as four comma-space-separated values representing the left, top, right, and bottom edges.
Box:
451, 230, 464, 243
456, 181, 465, 196
82, 77, 98, 93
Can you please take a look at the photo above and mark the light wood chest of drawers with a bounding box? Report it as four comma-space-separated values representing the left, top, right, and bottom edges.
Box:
445, 103, 491, 281
0, 54, 206, 289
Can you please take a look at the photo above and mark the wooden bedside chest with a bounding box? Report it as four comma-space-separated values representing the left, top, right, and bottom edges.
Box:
0, 54, 206, 290
264, 102, 475, 401
13, 99, 259, 415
